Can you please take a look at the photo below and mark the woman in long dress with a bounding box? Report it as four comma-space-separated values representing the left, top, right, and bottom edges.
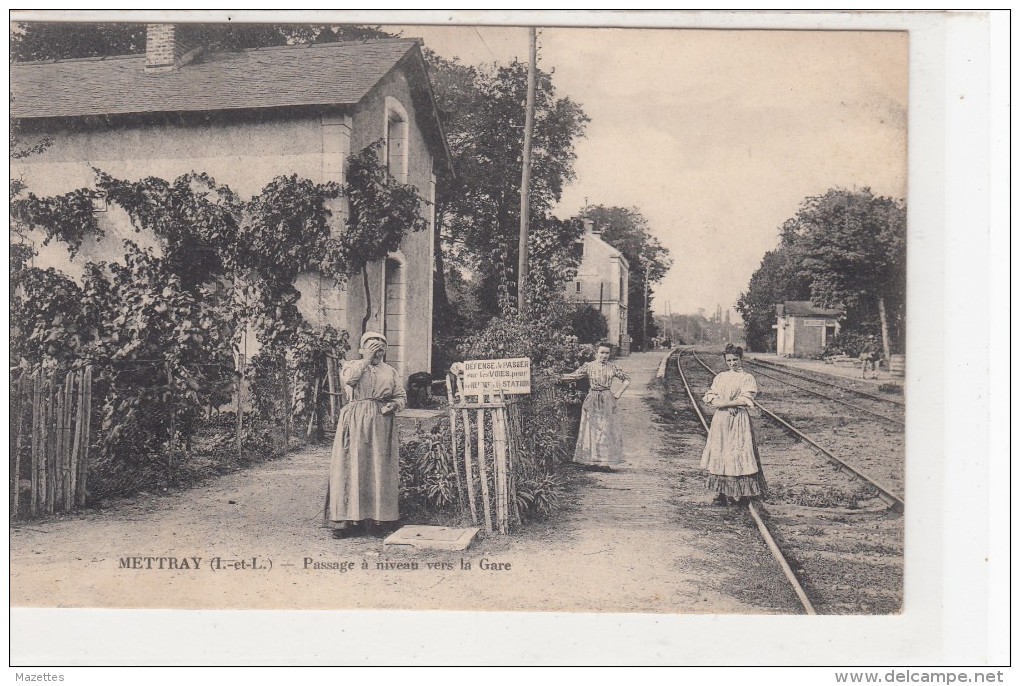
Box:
324, 331, 407, 538
701, 344, 766, 504
564, 341, 630, 472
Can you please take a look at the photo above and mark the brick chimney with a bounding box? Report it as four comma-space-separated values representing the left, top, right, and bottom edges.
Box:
145, 24, 203, 73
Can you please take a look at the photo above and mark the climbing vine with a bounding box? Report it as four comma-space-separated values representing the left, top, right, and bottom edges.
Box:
10, 248, 90, 368
11, 188, 103, 256
82, 242, 236, 463
10, 140, 429, 496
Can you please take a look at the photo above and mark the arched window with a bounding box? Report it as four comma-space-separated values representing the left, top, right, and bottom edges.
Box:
384, 97, 409, 183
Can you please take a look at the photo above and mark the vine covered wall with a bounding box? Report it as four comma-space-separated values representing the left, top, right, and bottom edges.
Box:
10, 143, 428, 508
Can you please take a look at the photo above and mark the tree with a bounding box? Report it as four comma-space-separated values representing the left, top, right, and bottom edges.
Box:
568, 305, 609, 345
426, 53, 590, 319
577, 206, 672, 351
10, 21, 396, 62
10, 22, 147, 62
784, 188, 906, 358
736, 240, 812, 352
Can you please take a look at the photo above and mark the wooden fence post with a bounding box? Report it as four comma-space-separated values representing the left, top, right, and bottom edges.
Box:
77, 367, 92, 507
491, 395, 509, 534
489, 391, 501, 534
53, 375, 63, 510
61, 371, 74, 511
12, 375, 25, 518
44, 375, 56, 513
31, 371, 42, 517
461, 405, 478, 525
326, 355, 339, 422
307, 375, 321, 439
476, 401, 493, 534
69, 369, 84, 511
506, 402, 523, 527
445, 375, 465, 515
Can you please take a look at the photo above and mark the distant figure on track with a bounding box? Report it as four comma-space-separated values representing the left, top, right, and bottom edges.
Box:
860, 335, 881, 379
701, 344, 767, 505
563, 341, 630, 472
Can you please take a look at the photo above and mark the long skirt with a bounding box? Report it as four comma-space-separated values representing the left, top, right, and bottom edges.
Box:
701, 407, 767, 498
573, 389, 624, 468
323, 399, 399, 527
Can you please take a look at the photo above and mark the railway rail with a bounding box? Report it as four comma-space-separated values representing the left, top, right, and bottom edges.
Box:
668, 348, 817, 615
744, 356, 904, 408
690, 349, 904, 512
669, 348, 904, 614
740, 362, 903, 426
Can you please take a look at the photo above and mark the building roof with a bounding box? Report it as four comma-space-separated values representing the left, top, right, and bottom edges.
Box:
780, 300, 843, 317
583, 230, 629, 269
10, 38, 452, 172
12, 39, 415, 118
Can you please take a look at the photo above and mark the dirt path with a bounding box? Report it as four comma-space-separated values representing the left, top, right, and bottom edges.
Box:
10, 352, 785, 613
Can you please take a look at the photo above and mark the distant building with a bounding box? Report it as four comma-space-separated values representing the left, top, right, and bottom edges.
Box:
10, 25, 452, 384
773, 301, 843, 357
565, 220, 630, 354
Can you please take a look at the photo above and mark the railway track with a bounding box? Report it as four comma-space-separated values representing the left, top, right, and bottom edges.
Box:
669, 348, 816, 615
670, 348, 903, 614
744, 356, 904, 408
691, 349, 904, 511
741, 361, 903, 426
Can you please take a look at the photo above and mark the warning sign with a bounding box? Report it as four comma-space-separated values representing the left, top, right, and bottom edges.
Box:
462, 357, 532, 395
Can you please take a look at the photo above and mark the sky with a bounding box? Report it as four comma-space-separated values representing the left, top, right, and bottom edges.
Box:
395, 22, 909, 319
8, 11, 909, 320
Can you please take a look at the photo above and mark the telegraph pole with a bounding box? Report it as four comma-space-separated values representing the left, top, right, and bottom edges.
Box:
517, 27, 537, 314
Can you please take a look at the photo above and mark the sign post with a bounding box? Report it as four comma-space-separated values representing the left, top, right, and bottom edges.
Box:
461, 357, 532, 396
449, 357, 531, 534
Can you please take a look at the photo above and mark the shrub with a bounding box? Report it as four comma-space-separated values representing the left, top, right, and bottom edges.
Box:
399, 422, 460, 514
443, 314, 595, 523
568, 304, 609, 345
820, 329, 881, 359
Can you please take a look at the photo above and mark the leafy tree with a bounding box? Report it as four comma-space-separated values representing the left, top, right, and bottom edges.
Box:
736, 240, 812, 352
784, 188, 906, 357
426, 54, 590, 319
10, 22, 147, 62
10, 21, 398, 62
568, 305, 609, 345
577, 206, 672, 351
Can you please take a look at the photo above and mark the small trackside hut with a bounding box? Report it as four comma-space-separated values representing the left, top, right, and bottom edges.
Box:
773, 301, 843, 357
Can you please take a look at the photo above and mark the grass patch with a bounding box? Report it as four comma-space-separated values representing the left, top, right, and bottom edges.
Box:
769, 483, 879, 509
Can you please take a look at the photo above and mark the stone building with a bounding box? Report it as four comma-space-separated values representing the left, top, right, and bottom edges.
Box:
564, 220, 630, 354
10, 24, 452, 384
774, 300, 843, 357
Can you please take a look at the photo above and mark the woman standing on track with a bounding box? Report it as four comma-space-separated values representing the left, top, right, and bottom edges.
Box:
701, 343, 767, 504
563, 341, 630, 472
324, 331, 407, 538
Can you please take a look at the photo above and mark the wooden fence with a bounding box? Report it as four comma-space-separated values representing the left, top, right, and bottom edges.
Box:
444, 375, 521, 535
10, 367, 93, 519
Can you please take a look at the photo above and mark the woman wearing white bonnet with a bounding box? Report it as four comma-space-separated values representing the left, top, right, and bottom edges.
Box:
324, 331, 407, 538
